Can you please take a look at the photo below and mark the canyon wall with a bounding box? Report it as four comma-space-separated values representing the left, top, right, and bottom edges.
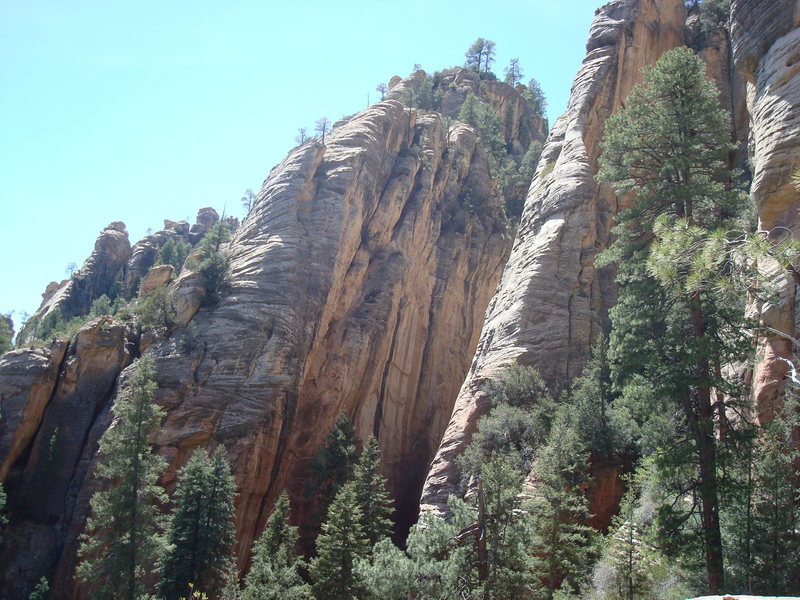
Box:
731, 0, 800, 420
421, 0, 688, 517
1, 88, 532, 596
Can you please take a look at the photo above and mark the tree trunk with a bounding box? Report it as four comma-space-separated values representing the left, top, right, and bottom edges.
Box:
691, 294, 725, 593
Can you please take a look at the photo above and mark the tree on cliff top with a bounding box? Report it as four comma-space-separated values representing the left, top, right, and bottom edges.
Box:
76, 356, 168, 600
465, 38, 496, 76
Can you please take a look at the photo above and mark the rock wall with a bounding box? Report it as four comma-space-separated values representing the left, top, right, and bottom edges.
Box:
17, 223, 131, 345
731, 0, 800, 420
1, 97, 518, 598
420, 0, 688, 516
0, 319, 133, 598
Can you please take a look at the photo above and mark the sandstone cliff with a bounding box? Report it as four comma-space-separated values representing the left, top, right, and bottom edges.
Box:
421, 0, 689, 517
17, 223, 131, 346
730, 0, 800, 420
1, 93, 526, 596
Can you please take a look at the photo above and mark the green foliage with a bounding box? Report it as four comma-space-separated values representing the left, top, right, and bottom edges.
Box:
477, 455, 537, 599
464, 38, 496, 76
352, 436, 394, 547
134, 285, 177, 331
159, 447, 237, 600
569, 337, 634, 458
588, 474, 696, 600
188, 223, 231, 306
458, 93, 505, 170
24, 307, 86, 345
721, 392, 800, 594
597, 46, 748, 592
303, 414, 360, 550
89, 294, 117, 318
310, 482, 369, 600
0, 315, 13, 354
76, 356, 168, 600
690, 0, 731, 47
498, 140, 542, 221
503, 58, 523, 86
157, 238, 192, 273
242, 491, 312, 600
27, 577, 50, 600
529, 409, 596, 599
522, 78, 547, 116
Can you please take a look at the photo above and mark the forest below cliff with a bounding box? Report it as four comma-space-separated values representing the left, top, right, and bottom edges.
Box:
1, 0, 800, 599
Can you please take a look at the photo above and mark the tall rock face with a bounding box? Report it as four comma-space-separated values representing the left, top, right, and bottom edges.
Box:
144, 100, 512, 565
420, 0, 688, 516
0, 319, 133, 598
731, 0, 800, 419
17, 223, 131, 345
1, 98, 517, 598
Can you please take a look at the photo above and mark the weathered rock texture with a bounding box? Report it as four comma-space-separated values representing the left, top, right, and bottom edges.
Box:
1, 97, 519, 598
0, 318, 133, 598
17, 223, 131, 345
731, 0, 800, 421
421, 0, 688, 517
124, 207, 219, 297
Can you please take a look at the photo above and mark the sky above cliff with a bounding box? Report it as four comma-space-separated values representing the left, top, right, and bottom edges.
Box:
1, 0, 602, 324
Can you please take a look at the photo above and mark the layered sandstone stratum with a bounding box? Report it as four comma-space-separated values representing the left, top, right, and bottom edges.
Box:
2, 0, 800, 598
0, 81, 535, 597
421, 0, 689, 519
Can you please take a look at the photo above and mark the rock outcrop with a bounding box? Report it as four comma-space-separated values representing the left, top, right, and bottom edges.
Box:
124, 208, 219, 297
0, 318, 133, 598
421, 0, 688, 517
2, 96, 520, 597
422, 0, 686, 512
730, 0, 800, 421
17, 223, 131, 345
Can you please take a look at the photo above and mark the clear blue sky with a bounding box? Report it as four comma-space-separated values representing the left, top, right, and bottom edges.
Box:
0, 0, 602, 324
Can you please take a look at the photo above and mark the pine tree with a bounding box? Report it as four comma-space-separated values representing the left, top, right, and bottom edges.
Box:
159, 447, 237, 600
503, 58, 523, 86
352, 436, 393, 547
478, 454, 536, 599
529, 410, 595, 600
242, 491, 312, 600
597, 46, 743, 593
303, 413, 360, 550
0, 315, 13, 354
76, 356, 168, 600
310, 482, 369, 600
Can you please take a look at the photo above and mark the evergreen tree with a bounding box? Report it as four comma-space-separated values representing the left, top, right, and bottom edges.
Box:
465, 38, 492, 74
597, 46, 743, 593
157, 238, 192, 273
76, 356, 168, 600
159, 447, 237, 600
523, 78, 547, 116
569, 336, 634, 458
503, 58, 523, 86
303, 413, 360, 549
192, 222, 231, 305
528, 409, 595, 599
242, 491, 312, 600
722, 391, 800, 594
477, 454, 536, 599
352, 436, 393, 547
310, 482, 369, 600
0, 315, 13, 354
